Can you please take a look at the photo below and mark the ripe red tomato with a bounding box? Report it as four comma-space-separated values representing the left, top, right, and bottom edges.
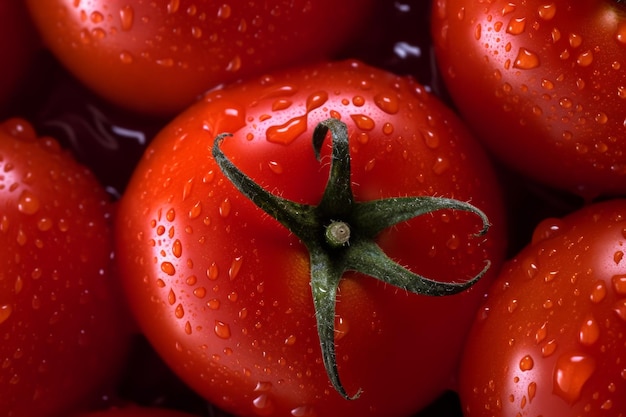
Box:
115, 59, 507, 417
431, 0, 626, 199
25, 0, 375, 116
0, 118, 130, 417
459, 199, 626, 416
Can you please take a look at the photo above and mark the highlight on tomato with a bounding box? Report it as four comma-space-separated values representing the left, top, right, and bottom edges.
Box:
115, 59, 508, 417
25, 0, 375, 116
459, 199, 626, 417
0, 118, 130, 417
431, 0, 626, 199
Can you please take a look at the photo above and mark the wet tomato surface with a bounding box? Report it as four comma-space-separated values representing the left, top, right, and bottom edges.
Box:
115, 59, 507, 417
459, 199, 626, 416
432, 0, 626, 199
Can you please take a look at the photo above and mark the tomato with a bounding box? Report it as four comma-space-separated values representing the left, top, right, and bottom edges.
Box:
75, 406, 201, 417
0, 1, 40, 114
0, 118, 130, 417
25, 0, 375, 116
459, 199, 626, 416
431, 0, 626, 199
115, 59, 507, 417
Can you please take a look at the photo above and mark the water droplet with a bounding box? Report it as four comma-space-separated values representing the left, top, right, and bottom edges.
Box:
590, 280, 607, 303
513, 48, 540, 69
228, 256, 243, 280
252, 393, 275, 416
214, 320, 231, 339
576, 50, 594, 67
172, 239, 183, 258
613, 275, 626, 295
17, 190, 40, 215
421, 129, 440, 149
119, 5, 134, 30
0, 304, 13, 324
219, 198, 231, 217
432, 156, 450, 175
226, 55, 242, 72
217, 4, 232, 19
290, 405, 316, 416
119, 50, 133, 64
519, 355, 534, 371
272, 99, 292, 111
207, 262, 219, 280
506, 17, 526, 35
335, 316, 349, 341
188, 201, 202, 219
268, 161, 283, 174
161, 262, 176, 276
306, 91, 328, 112
616, 21, 626, 44
350, 114, 375, 131
578, 314, 600, 346
175, 303, 185, 319
542, 339, 557, 357
613, 298, 626, 320
537, 3, 557, 20
284, 334, 297, 346
373, 92, 399, 114
552, 352, 596, 404
266, 116, 307, 145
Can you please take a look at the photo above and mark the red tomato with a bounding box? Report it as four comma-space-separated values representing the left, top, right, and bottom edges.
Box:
0, 2, 39, 113
459, 199, 626, 416
74, 406, 201, 417
431, 0, 626, 199
115, 60, 507, 417
0, 119, 130, 417
25, 0, 374, 116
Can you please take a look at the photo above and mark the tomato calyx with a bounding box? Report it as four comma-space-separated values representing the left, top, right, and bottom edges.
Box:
212, 118, 491, 400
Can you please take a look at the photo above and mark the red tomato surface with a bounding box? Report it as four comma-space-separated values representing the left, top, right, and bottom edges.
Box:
431, 0, 626, 199
0, 119, 130, 417
459, 199, 626, 416
25, 0, 375, 116
115, 60, 508, 417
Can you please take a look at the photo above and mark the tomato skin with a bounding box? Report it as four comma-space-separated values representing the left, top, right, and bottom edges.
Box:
432, 0, 626, 199
115, 60, 507, 417
459, 199, 626, 416
0, 119, 130, 417
25, 0, 374, 116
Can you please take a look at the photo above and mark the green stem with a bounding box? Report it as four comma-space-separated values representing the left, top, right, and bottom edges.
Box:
212, 118, 491, 400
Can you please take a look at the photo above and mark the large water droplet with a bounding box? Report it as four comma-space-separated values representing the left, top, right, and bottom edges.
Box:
119, 5, 134, 30
513, 48, 540, 69
0, 304, 13, 324
17, 190, 40, 215
214, 320, 231, 339
266, 116, 307, 145
552, 352, 596, 404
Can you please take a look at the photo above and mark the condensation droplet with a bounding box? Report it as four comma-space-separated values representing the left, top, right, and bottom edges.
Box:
578, 314, 600, 346
214, 320, 231, 339
519, 355, 534, 371
506, 17, 526, 35
374, 93, 399, 114
290, 405, 316, 416
219, 198, 231, 217
513, 48, 540, 69
119, 5, 134, 30
17, 190, 40, 215
228, 256, 243, 280
589, 280, 607, 303
266, 116, 307, 145
0, 304, 13, 324
161, 262, 176, 276
552, 352, 596, 404
350, 114, 375, 131
306, 91, 328, 112
612, 274, 626, 294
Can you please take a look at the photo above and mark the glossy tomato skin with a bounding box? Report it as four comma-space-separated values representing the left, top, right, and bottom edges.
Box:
459, 199, 626, 416
432, 0, 626, 199
116, 60, 507, 417
0, 119, 130, 417
25, 0, 375, 116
